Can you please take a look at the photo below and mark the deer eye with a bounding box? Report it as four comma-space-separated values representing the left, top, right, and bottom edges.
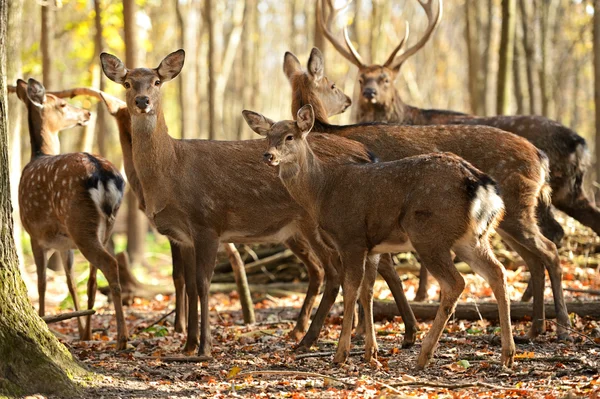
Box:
384, 78, 390, 84
285, 135, 294, 141
60, 102, 67, 108
358, 78, 364, 85
331, 83, 336, 89
155, 80, 161, 86
124, 82, 131, 89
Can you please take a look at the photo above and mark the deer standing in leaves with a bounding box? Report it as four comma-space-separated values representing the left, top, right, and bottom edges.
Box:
14, 79, 127, 347
320, 0, 597, 251
243, 104, 514, 369
100, 49, 421, 356
283, 48, 571, 344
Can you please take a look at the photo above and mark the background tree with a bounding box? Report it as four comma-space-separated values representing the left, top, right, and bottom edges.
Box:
496, 0, 516, 115
0, 1, 86, 394
595, 0, 600, 189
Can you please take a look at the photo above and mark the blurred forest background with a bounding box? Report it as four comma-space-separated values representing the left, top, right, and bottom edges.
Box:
5, 0, 598, 286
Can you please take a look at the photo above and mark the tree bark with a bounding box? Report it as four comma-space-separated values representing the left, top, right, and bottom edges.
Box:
123, 0, 147, 266
0, 2, 86, 394
372, 300, 600, 322
512, 13, 525, 115
519, 0, 538, 115
206, 0, 220, 139
539, 0, 558, 117
594, 0, 600, 187
40, 2, 55, 89
496, 0, 516, 115
94, 0, 112, 156
465, 0, 485, 115
314, 0, 326, 59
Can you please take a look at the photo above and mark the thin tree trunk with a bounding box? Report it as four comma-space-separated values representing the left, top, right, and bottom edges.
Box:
512, 13, 525, 115
206, 0, 219, 139
94, 0, 111, 156
0, 1, 86, 393
41, 2, 55, 89
482, 0, 494, 116
123, 0, 147, 266
519, 0, 537, 114
496, 0, 516, 115
539, 0, 558, 117
465, 0, 484, 115
314, 0, 326, 59
594, 0, 600, 188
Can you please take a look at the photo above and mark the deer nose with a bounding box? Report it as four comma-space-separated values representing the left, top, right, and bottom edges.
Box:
263, 153, 274, 163
135, 96, 150, 110
362, 88, 377, 99
84, 110, 91, 119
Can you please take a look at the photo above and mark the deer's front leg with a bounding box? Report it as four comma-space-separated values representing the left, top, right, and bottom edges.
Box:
194, 232, 220, 357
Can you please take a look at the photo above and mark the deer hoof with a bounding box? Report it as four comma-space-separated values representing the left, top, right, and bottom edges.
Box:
288, 328, 306, 342
333, 350, 349, 365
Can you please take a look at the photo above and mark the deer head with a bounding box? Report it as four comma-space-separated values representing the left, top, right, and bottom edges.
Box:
100, 50, 185, 116
243, 105, 315, 167
319, 0, 442, 111
15, 78, 91, 131
283, 48, 351, 121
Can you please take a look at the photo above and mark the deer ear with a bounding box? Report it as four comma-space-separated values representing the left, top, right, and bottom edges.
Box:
242, 110, 275, 136
307, 48, 324, 82
157, 49, 185, 82
98, 91, 126, 116
15, 79, 29, 103
283, 52, 302, 81
100, 53, 128, 84
296, 104, 315, 136
26, 78, 46, 108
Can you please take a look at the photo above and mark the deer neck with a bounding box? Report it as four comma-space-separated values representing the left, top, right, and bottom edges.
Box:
278, 143, 325, 218
26, 105, 60, 160
130, 103, 176, 186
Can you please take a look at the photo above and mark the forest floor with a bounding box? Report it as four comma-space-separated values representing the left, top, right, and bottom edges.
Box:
22, 214, 600, 399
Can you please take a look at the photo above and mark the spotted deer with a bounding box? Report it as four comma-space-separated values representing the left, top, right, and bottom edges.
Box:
100, 50, 421, 356
243, 104, 514, 369
320, 0, 598, 249
13, 78, 127, 348
283, 48, 571, 344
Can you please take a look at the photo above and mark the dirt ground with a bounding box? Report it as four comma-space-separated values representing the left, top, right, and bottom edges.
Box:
26, 215, 600, 399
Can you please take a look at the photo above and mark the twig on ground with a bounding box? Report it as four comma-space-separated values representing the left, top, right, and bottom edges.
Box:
564, 288, 600, 296
515, 356, 583, 364
234, 370, 354, 387
142, 309, 175, 332
295, 350, 364, 359
43, 309, 95, 324
389, 380, 538, 392
545, 319, 600, 347
138, 355, 212, 363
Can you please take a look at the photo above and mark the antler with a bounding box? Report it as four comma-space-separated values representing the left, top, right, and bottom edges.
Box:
317, 0, 365, 68
385, 0, 443, 71
47, 87, 126, 115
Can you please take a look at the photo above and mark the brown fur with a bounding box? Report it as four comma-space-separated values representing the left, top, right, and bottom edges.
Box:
285, 49, 572, 342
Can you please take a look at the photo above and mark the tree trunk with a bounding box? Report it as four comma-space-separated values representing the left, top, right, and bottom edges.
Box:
94, 0, 112, 156
206, 0, 220, 139
123, 0, 147, 266
496, 0, 516, 115
0, 2, 86, 394
594, 0, 600, 188
465, 0, 484, 115
519, 0, 538, 115
314, 0, 326, 59
539, 0, 558, 118
40, 2, 55, 89
512, 13, 525, 115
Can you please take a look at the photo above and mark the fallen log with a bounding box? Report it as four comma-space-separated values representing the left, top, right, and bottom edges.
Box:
210, 282, 308, 295
43, 309, 96, 324
372, 300, 600, 321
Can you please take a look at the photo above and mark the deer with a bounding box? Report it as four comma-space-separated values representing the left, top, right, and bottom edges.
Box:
282, 47, 571, 346
100, 49, 422, 356
13, 78, 128, 348
320, 0, 598, 254
243, 104, 514, 369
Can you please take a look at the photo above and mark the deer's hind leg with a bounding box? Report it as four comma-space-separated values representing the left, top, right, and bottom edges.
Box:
31, 240, 49, 317
412, 245, 463, 369
360, 254, 379, 362
58, 249, 86, 338
285, 235, 324, 342
170, 240, 188, 334
454, 239, 515, 368
67, 209, 128, 350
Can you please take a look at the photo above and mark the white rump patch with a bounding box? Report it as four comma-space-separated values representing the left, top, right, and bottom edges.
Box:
470, 185, 505, 236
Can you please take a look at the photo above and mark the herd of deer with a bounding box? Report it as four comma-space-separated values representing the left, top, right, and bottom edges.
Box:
7, 0, 599, 370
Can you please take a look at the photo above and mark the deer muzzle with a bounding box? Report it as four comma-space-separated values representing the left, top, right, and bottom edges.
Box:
263, 152, 279, 167
135, 96, 152, 113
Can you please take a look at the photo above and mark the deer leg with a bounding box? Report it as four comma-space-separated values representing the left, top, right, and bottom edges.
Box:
285, 235, 324, 342
454, 241, 515, 368
193, 233, 220, 357
500, 224, 570, 341
521, 279, 534, 302
31, 241, 48, 317
360, 254, 379, 363
413, 247, 463, 370
376, 253, 418, 347
414, 257, 430, 302
536, 201, 564, 247
170, 240, 187, 334
296, 253, 341, 352
180, 245, 199, 354
83, 263, 98, 341
59, 249, 85, 338
333, 249, 366, 365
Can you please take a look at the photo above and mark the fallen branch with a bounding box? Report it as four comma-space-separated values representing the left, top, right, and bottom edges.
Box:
43, 309, 95, 324
389, 379, 536, 392
565, 288, 600, 296
210, 282, 307, 295
243, 249, 295, 274
295, 350, 364, 360
235, 370, 353, 387
138, 355, 212, 363
373, 300, 600, 321
142, 309, 175, 332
